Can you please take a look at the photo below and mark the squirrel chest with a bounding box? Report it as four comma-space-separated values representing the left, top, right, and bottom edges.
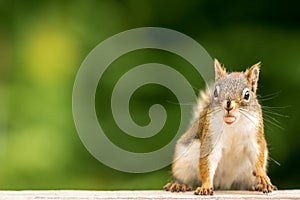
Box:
209, 110, 260, 189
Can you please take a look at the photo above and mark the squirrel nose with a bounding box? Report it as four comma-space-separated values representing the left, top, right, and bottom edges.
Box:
225, 99, 233, 112
226, 100, 231, 108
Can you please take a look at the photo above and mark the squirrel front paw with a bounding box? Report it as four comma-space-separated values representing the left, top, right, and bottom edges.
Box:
194, 186, 213, 195
163, 182, 191, 192
254, 175, 277, 193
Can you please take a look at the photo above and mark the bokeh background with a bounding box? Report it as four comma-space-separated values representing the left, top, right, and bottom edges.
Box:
1, 0, 299, 190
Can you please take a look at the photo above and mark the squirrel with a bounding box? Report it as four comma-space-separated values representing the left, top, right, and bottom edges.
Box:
163, 59, 277, 195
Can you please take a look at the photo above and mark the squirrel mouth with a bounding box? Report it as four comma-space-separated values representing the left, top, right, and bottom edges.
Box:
224, 115, 236, 125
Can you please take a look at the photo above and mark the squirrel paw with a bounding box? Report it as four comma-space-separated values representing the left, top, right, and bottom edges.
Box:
254, 175, 277, 193
194, 186, 214, 195
163, 182, 191, 192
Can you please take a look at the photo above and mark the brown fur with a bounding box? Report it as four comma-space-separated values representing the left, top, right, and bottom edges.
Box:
197, 108, 212, 194
254, 110, 277, 193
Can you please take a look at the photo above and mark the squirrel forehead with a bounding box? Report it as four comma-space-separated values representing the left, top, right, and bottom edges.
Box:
216, 73, 248, 94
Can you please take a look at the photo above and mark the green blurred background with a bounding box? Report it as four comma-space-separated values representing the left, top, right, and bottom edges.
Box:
1, 0, 299, 190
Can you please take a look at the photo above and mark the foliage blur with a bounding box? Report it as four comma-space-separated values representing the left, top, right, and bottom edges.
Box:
1, 0, 300, 190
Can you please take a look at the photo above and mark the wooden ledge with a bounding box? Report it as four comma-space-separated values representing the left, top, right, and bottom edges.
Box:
0, 190, 299, 200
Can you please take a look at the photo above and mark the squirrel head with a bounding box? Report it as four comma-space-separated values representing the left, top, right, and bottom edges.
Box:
212, 59, 261, 125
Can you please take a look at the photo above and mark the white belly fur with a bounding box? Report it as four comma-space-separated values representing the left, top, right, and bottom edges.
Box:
209, 111, 260, 189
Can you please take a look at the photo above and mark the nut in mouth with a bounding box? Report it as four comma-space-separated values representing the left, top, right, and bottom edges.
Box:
224, 115, 236, 125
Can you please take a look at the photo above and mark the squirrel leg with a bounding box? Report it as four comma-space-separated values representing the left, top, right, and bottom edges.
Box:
253, 136, 277, 193
194, 156, 213, 195
194, 149, 221, 195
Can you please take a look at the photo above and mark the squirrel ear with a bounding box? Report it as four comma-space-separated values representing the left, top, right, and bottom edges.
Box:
245, 62, 261, 93
214, 59, 226, 81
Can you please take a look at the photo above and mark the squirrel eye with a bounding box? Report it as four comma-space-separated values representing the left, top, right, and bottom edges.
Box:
243, 88, 250, 101
214, 89, 218, 98
214, 86, 220, 99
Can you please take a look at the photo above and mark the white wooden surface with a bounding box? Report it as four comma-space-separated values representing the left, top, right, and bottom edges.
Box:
0, 190, 299, 200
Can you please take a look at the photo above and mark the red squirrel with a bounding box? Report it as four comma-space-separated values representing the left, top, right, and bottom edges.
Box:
164, 59, 276, 195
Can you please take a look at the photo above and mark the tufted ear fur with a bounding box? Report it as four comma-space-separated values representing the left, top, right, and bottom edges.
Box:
214, 59, 226, 81
245, 62, 260, 93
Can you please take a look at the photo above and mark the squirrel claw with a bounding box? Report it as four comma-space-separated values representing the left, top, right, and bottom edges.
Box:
194, 186, 213, 195
163, 182, 191, 192
254, 175, 277, 193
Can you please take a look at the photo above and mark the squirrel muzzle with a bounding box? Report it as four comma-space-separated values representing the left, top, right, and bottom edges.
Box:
223, 100, 237, 125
